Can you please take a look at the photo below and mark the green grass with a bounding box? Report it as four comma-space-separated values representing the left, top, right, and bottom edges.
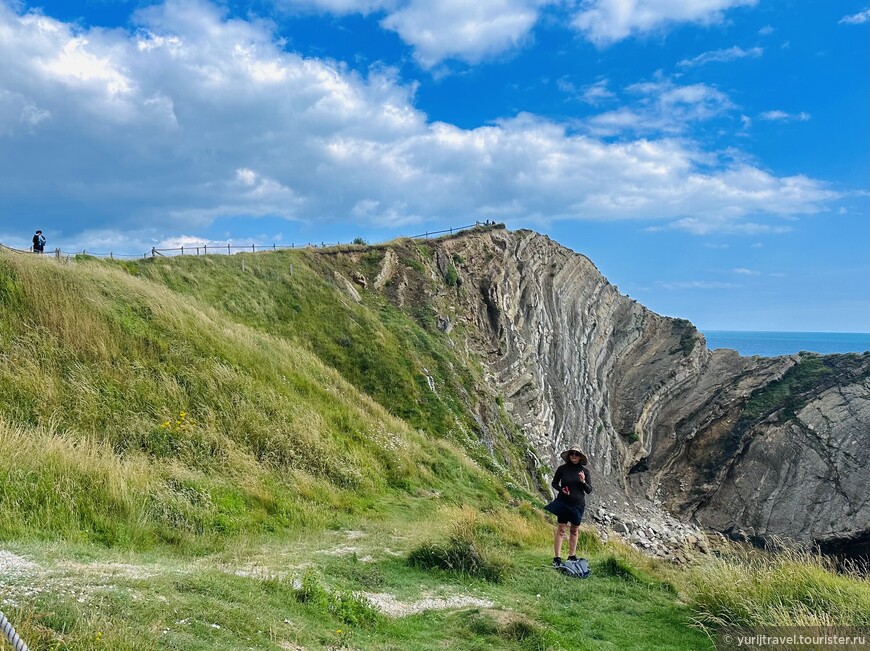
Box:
686, 545, 870, 629
0, 508, 715, 651
0, 246, 867, 650
109, 248, 534, 489
0, 250, 502, 549
739, 355, 835, 425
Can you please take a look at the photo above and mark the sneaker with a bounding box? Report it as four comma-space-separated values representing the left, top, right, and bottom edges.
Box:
567, 555, 578, 562
552, 556, 562, 567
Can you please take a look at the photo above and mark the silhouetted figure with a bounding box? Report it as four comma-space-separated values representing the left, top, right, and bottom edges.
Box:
32, 230, 45, 253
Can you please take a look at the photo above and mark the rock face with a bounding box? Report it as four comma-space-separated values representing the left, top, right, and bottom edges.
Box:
335, 227, 870, 555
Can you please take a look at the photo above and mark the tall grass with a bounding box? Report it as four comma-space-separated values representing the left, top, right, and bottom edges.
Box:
687, 546, 870, 630
116, 247, 539, 491
0, 251, 501, 547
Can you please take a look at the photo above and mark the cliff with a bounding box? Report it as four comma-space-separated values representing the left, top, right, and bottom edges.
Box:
328, 227, 870, 555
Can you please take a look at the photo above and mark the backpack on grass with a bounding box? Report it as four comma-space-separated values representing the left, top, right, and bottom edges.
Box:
556, 558, 591, 579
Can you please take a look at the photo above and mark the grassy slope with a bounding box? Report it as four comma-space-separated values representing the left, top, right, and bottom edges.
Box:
0, 248, 866, 650
122, 245, 541, 490
0, 250, 501, 548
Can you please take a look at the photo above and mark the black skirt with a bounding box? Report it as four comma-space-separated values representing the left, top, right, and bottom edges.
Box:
544, 499, 585, 524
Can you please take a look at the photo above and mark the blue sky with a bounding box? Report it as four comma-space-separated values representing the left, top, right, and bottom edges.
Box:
0, 0, 867, 332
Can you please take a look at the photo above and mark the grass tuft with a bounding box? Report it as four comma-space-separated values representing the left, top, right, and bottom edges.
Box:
408, 508, 514, 583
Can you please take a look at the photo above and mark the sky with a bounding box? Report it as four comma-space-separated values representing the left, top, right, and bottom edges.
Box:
0, 0, 867, 333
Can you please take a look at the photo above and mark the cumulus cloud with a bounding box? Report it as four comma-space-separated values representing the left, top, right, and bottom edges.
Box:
572, 0, 758, 46
0, 0, 839, 248
278, 0, 550, 66
381, 0, 549, 67
839, 9, 870, 24
678, 45, 763, 67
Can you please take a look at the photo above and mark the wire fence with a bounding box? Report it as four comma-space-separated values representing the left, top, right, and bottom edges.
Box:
0, 222, 493, 261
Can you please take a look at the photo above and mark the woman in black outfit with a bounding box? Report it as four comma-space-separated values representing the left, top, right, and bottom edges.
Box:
544, 444, 592, 566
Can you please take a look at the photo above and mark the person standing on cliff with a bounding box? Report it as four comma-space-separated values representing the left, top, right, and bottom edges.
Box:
32, 229, 45, 253
544, 445, 592, 567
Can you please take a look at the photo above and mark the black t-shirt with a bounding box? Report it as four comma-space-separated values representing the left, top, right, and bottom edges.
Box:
551, 462, 592, 508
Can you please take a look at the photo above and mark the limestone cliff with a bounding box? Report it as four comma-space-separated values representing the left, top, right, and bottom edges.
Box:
329, 226, 870, 555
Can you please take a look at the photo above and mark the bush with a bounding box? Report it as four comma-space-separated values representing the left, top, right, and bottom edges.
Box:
445, 264, 459, 287
295, 573, 380, 627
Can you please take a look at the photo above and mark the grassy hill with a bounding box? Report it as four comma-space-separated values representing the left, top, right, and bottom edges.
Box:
0, 244, 866, 650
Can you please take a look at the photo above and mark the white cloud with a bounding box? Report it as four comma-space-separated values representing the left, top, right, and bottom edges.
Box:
678, 45, 763, 67
278, 0, 396, 14
572, 0, 758, 46
586, 77, 734, 135
839, 9, 870, 24
381, 0, 549, 67
759, 110, 811, 121
580, 79, 616, 104
278, 0, 549, 66
758, 24, 774, 35
732, 267, 759, 275
0, 0, 840, 247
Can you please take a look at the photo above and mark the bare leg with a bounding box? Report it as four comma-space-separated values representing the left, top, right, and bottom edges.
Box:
553, 523, 567, 558
568, 525, 580, 557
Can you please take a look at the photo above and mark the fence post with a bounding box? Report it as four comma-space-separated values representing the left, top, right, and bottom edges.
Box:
181, 246, 184, 256
227, 243, 231, 255
273, 243, 276, 251
252, 244, 255, 253
204, 244, 208, 255
110, 252, 113, 260
55, 248, 60, 260
196, 246, 200, 255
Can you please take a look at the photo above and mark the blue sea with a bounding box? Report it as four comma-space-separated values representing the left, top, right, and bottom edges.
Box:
702, 331, 870, 357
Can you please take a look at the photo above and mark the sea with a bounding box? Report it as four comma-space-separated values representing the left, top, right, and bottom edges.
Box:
702, 331, 870, 358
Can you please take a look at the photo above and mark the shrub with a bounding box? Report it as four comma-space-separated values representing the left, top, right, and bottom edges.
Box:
445, 264, 459, 287
295, 573, 380, 627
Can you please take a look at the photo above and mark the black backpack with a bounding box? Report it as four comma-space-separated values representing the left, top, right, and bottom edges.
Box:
556, 558, 591, 579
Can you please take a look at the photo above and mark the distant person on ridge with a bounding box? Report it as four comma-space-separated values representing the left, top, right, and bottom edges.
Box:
32, 229, 45, 253
544, 445, 592, 567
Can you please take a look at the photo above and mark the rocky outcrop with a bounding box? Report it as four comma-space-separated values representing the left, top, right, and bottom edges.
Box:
333, 227, 870, 553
